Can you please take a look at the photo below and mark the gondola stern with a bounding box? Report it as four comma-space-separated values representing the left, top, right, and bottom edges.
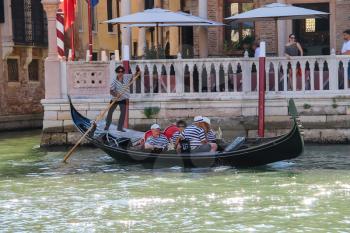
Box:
68, 96, 92, 134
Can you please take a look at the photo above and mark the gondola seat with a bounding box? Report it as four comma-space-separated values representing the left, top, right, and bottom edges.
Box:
224, 137, 246, 152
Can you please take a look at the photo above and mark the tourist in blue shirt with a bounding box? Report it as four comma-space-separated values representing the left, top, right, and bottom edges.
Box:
145, 124, 169, 152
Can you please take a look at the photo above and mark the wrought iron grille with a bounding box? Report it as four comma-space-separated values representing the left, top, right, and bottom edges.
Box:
7, 59, 19, 82
28, 59, 39, 81
11, 0, 47, 46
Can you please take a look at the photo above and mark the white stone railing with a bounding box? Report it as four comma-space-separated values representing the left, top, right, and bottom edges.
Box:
61, 55, 350, 99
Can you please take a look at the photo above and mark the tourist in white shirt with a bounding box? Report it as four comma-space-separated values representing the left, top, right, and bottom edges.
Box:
253, 42, 260, 58
341, 30, 350, 86
341, 30, 350, 55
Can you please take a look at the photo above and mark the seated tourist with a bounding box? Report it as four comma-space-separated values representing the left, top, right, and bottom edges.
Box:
203, 117, 218, 152
170, 120, 187, 153
180, 116, 217, 153
171, 120, 187, 144
144, 124, 169, 152
203, 117, 217, 143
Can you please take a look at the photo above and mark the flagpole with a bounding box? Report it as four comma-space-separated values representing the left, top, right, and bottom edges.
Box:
71, 24, 75, 60
88, 0, 93, 61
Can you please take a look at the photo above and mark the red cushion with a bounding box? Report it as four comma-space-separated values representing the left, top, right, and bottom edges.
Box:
163, 125, 180, 140
144, 130, 153, 141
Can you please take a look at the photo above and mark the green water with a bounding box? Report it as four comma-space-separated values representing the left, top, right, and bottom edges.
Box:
1, 131, 350, 232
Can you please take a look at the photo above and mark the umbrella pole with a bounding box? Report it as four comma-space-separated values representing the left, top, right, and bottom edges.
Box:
275, 19, 279, 56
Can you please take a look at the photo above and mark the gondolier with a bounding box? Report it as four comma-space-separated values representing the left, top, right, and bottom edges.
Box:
104, 65, 132, 132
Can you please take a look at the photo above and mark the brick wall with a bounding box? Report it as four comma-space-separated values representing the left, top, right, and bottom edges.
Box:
254, 0, 278, 55
336, 0, 350, 52
0, 47, 46, 117
208, 0, 224, 56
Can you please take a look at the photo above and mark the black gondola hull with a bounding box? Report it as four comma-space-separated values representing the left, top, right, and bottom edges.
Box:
69, 97, 304, 168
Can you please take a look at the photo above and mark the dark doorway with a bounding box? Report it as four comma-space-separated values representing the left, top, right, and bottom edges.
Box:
181, 26, 194, 58
293, 3, 330, 55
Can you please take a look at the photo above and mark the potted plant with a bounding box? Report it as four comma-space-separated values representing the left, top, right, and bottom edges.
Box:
224, 35, 255, 57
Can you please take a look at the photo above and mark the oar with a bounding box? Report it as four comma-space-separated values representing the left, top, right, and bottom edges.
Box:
63, 72, 141, 163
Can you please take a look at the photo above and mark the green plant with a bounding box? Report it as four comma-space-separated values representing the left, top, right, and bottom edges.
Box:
223, 35, 255, 53
240, 35, 255, 47
143, 106, 160, 119
303, 103, 312, 109
144, 45, 165, 60
331, 98, 338, 109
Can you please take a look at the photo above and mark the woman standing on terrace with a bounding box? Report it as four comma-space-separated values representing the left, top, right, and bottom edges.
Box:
285, 34, 304, 90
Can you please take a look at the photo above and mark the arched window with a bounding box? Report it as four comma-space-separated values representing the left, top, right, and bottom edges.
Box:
11, 0, 47, 46
224, 0, 254, 49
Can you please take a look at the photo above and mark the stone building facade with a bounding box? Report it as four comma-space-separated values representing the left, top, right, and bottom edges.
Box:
71, 0, 350, 60
0, 0, 47, 130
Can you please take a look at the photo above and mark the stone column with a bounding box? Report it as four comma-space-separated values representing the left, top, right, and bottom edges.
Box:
277, 0, 286, 56
121, 0, 131, 59
137, 0, 146, 57
198, 0, 208, 58
329, 0, 336, 51
169, 0, 180, 56
154, 0, 162, 47
155, 0, 161, 8
41, 0, 61, 99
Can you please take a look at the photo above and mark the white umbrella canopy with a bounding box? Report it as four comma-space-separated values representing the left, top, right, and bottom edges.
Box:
175, 11, 225, 26
123, 21, 224, 28
225, 3, 329, 22
122, 12, 225, 28
105, 8, 224, 55
105, 8, 209, 24
225, 3, 329, 56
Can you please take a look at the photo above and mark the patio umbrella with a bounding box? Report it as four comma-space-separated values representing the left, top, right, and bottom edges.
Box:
225, 3, 329, 137
105, 8, 215, 46
225, 3, 328, 22
225, 3, 329, 54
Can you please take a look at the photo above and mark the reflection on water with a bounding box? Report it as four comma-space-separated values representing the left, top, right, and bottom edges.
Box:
0, 130, 350, 232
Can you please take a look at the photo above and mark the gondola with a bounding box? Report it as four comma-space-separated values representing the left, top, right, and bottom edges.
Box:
69, 97, 304, 168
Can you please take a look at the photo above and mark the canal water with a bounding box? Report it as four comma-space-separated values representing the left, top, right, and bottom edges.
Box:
0, 130, 350, 232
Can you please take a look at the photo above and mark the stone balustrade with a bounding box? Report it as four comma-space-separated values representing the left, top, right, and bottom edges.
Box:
59, 55, 350, 100
126, 55, 350, 98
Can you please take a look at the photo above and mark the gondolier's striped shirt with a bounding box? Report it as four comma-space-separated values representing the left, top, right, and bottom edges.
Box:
180, 125, 206, 148
171, 131, 182, 144
145, 134, 169, 149
111, 74, 132, 101
207, 130, 216, 142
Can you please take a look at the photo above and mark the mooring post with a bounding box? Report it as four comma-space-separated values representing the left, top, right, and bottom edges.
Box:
258, 42, 266, 137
